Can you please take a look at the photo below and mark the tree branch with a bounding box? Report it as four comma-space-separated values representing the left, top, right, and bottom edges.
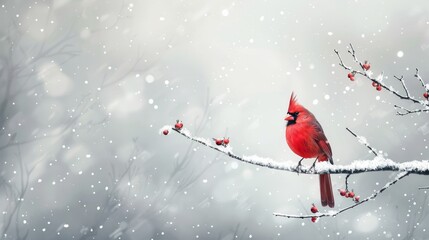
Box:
346, 127, 378, 156
273, 171, 410, 219
394, 105, 429, 116
415, 68, 427, 90
334, 45, 429, 116
162, 126, 429, 175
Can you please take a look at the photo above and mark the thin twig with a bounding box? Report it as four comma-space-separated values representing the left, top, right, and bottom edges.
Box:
394, 75, 411, 98
346, 127, 378, 156
345, 128, 378, 191
415, 68, 427, 90
273, 172, 410, 219
394, 105, 429, 116
347, 43, 364, 70
345, 174, 352, 191
344, 128, 378, 191
333, 49, 352, 71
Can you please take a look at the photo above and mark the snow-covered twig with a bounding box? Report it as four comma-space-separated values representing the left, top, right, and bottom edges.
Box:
394, 105, 429, 116
162, 126, 429, 175
419, 186, 429, 190
415, 68, 428, 90
334, 45, 429, 116
344, 128, 378, 191
346, 127, 378, 156
273, 172, 410, 219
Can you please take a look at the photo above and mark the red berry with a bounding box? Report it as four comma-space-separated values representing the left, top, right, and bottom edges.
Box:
350, 76, 355, 81
223, 138, 230, 145
347, 72, 354, 79
376, 85, 382, 91
311, 217, 317, 223
363, 61, 370, 70
354, 196, 360, 202
372, 82, 378, 87
348, 191, 355, 198
424, 92, 429, 99
338, 189, 346, 197
214, 139, 223, 146
174, 120, 183, 130
163, 129, 169, 135
310, 204, 318, 213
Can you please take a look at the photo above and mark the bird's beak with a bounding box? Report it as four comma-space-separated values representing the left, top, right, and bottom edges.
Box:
284, 115, 294, 121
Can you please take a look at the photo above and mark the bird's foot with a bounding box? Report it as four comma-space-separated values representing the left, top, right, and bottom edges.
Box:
296, 158, 304, 175
308, 158, 318, 173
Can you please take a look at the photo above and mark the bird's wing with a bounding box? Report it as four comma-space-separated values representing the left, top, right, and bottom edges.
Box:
311, 120, 333, 164
317, 139, 333, 164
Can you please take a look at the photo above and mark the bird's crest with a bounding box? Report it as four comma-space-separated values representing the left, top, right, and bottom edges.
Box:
288, 92, 301, 113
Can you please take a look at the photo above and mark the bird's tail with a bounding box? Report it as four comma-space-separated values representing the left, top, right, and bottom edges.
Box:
319, 174, 335, 208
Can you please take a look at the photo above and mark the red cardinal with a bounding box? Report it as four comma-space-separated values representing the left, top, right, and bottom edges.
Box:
285, 93, 335, 208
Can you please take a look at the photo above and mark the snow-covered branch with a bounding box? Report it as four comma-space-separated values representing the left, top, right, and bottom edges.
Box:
343, 127, 378, 192
273, 172, 410, 219
162, 126, 427, 219
346, 127, 378, 156
334, 44, 429, 116
161, 126, 429, 175
394, 104, 429, 116
162, 44, 429, 222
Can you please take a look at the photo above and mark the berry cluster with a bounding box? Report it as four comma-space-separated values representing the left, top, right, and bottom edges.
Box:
338, 189, 360, 203
346, 61, 382, 91
310, 204, 318, 222
347, 72, 355, 81
346, 61, 429, 99
346, 62, 371, 81
213, 137, 230, 146
163, 120, 184, 135
371, 81, 382, 91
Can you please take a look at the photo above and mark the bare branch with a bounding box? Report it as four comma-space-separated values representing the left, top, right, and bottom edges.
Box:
343, 128, 378, 192
347, 43, 364, 70
1, 145, 32, 237
394, 75, 411, 98
333, 49, 352, 71
394, 105, 429, 116
273, 172, 410, 219
334, 45, 429, 115
346, 127, 378, 156
415, 68, 427, 90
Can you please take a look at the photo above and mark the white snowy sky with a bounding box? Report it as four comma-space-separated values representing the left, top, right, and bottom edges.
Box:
1, 0, 429, 239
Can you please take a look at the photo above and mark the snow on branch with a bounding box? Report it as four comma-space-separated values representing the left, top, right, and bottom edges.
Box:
273, 172, 410, 219
161, 126, 429, 175
346, 127, 378, 156
343, 127, 378, 192
334, 44, 429, 116
162, 125, 427, 219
